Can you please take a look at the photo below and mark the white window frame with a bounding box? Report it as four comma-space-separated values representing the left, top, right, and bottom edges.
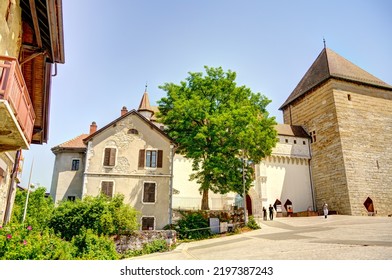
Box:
71, 158, 80, 171
145, 149, 158, 169
141, 216, 155, 230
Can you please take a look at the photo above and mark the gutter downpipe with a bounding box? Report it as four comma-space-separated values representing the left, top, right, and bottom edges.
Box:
168, 144, 176, 226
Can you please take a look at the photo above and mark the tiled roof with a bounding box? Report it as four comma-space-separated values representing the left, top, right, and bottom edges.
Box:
280, 48, 392, 110
275, 124, 309, 138
51, 134, 88, 151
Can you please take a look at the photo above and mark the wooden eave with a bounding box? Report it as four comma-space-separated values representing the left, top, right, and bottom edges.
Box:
20, 0, 65, 64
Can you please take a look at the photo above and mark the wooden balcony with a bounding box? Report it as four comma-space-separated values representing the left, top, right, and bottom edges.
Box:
0, 56, 35, 152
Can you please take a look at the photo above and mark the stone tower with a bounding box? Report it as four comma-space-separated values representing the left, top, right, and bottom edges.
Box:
279, 48, 392, 216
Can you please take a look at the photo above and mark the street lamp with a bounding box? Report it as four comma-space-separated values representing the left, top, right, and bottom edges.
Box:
242, 151, 248, 225
22, 158, 34, 223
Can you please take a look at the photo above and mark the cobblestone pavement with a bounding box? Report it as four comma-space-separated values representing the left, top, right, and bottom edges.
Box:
130, 215, 392, 260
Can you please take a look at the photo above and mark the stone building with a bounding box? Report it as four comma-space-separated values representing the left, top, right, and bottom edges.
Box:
280, 47, 392, 216
0, 0, 64, 224
50, 103, 176, 230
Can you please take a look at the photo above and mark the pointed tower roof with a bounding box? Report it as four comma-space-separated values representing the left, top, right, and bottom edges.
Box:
138, 88, 154, 113
280, 48, 392, 110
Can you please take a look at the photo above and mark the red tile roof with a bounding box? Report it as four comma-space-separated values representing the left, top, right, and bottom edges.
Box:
51, 134, 88, 152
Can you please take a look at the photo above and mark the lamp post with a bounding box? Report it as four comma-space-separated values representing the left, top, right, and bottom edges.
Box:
242, 150, 248, 225
22, 158, 34, 224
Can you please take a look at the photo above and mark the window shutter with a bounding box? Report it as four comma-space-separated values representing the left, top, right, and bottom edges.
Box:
109, 148, 116, 166
157, 150, 163, 168
143, 182, 156, 203
138, 149, 145, 168
103, 148, 110, 166
101, 181, 114, 197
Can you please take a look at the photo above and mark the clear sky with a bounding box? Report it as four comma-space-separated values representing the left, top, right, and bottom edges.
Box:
20, 0, 392, 190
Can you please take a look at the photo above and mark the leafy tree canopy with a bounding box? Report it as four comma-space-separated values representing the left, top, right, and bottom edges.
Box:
158, 66, 277, 209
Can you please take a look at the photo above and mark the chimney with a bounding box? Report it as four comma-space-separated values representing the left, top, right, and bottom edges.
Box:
89, 121, 97, 134
121, 106, 128, 116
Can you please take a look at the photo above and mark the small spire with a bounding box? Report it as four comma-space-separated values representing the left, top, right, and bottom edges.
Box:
323, 37, 327, 49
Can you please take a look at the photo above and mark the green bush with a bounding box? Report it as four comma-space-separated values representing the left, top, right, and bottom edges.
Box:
175, 211, 212, 240
0, 223, 74, 260
71, 229, 119, 260
247, 215, 261, 230
49, 194, 139, 240
122, 239, 169, 258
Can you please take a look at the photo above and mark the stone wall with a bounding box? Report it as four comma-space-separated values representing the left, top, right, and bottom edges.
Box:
283, 80, 351, 214
283, 79, 392, 216
333, 81, 392, 216
114, 230, 176, 253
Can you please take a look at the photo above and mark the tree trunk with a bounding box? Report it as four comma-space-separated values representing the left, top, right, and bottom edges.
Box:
201, 189, 209, 210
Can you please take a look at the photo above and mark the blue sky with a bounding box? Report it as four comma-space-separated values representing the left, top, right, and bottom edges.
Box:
21, 0, 392, 190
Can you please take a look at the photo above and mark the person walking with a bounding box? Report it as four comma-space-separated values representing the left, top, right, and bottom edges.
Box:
263, 207, 267, 221
323, 203, 329, 219
269, 204, 274, 221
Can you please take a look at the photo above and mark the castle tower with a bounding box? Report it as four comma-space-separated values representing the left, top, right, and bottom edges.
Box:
279, 48, 392, 216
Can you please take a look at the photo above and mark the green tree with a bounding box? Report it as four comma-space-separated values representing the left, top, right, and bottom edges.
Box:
158, 66, 277, 209
11, 187, 54, 230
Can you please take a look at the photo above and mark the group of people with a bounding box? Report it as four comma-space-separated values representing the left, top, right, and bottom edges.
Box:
262, 203, 329, 220
262, 204, 275, 221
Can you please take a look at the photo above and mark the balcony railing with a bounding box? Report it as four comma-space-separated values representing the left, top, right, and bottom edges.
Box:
0, 56, 35, 144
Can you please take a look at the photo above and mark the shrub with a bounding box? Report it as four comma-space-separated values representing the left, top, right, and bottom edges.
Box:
247, 215, 261, 230
0, 223, 74, 260
49, 194, 139, 240
175, 211, 212, 240
71, 229, 119, 260
122, 239, 169, 258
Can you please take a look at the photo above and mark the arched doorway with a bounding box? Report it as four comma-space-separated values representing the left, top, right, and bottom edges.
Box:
364, 197, 374, 215
246, 194, 252, 216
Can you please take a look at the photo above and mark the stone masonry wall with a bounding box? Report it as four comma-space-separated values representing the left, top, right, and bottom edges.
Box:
283, 80, 351, 214
333, 81, 392, 216
283, 79, 392, 216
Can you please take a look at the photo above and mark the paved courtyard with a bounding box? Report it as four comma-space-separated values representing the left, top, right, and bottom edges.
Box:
131, 215, 392, 260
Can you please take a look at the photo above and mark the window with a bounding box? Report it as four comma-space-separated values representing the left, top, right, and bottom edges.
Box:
143, 182, 156, 203
347, 94, 352, 101
71, 159, 80, 171
285, 139, 289, 143
138, 149, 163, 168
101, 181, 114, 197
303, 140, 306, 145
67, 196, 76, 201
103, 148, 116, 166
310, 131, 316, 143
294, 140, 297, 144
142, 217, 155, 230
128, 129, 138, 135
